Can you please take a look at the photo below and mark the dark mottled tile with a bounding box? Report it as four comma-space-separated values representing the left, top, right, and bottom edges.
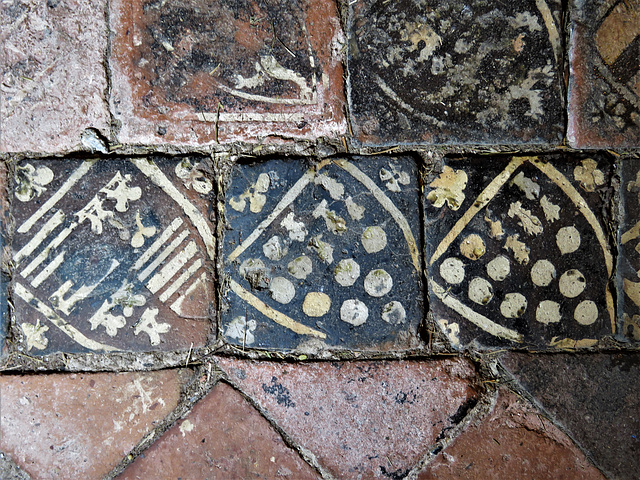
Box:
568, 0, 640, 148
501, 353, 640, 480
110, 0, 345, 146
11, 158, 215, 354
347, 0, 564, 146
221, 156, 423, 352
425, 155, 615, 349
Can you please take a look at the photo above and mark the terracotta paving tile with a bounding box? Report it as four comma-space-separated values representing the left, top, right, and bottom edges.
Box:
221, 156, 423, 352
118, 381, 320, 480
11, 158, 215, 354
501, 352, 640, 480
347, 0, 564, 146
0, 0, 110, 153
425, 154, 615, 350
417, 388, 606, 480
618, 157, 640, 343
216, 357, 479, 479
567, 0, 640, 148
109, 0, 346, 146
0, 369, 188, 480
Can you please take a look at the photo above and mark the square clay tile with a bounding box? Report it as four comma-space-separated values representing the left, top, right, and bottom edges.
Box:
347, 0, 564, 146
0, 0, 110, 153
425, 154, 615, 350
109, 0, 346, 146
617, 157, 640, 343
11, 157, 215, 354
221, 156, 424, 352
568, 0, 640, 148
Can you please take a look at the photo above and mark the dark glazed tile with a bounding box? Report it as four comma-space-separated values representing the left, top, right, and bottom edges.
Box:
618, 157, 640, 342
501, 353, 640, 480
0, 0, 110, 153
118, 382, 321, 480
347, 0, 564, 146
221, 156, 423, 352
0, 161, 8, 349
425, 155, 615, 350
110, 0, 346, 146
11, 158, 214, 354
418, 389, 606, 480
568, 0, 640, 148
216, 357, 479, 479
0, 370, 186, 479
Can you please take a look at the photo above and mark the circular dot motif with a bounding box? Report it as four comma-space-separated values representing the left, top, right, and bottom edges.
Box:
536, 300, 562, 324
382, 301, 406, 324
440, 257, 465, 285
302, 292, 331, 317
288, 255, 312, 280
364, 269, 393, 297
531, 260, 556, 287
340, 299, 369, 326
361, 226, 387, 253
468, 277, 494, 305
556, 226, 581, 254
460, 234, 486, 260
487, 255, 510, 282
334, 259, 361, 287
559, 269, 586, 298
574, 300, 598, 326
500, 293, 528, 318
269, 277, 295, 304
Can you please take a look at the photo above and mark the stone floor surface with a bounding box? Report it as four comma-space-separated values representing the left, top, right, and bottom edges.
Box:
0, 0, 639, 479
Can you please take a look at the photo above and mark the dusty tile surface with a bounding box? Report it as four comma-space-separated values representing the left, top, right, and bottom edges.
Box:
501, 353, 640, 480
110, 0, 345, 146
0, 0, 110, 153
418, 389, 606, 480
425, 155, 615, 350
221, 156, 423, 352
216, 358, 479, 479
347, 0, 564, 146
568, 0, 640, 148
618, 157, 640, 342
11, 158, 214, 354
118, 381, 320, 480
0, 369, 188, 480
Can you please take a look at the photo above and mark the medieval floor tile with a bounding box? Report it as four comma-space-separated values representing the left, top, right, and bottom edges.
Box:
417, 388, 606, 480
425, 155, 615, 350
221, 156, 423, 352
567, 0, 640, 148
0, 161, 8, 350
501, 353, 640, 480
347, 0, 564, 146
118, 381, 320, 480
109, 0, 346, 146
11, 157, 215, 354
216, 357, 479, 479
0, 0, 110, 153
0, 369, 189, 480
617, 157, 640, 343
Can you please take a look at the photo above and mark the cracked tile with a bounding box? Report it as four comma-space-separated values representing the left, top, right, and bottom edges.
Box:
216, 357, 479, 479
221, 156, 423, 352
425, 155, 615, 350
109, 0, 346, 146
568, 0, 640, 148
118, 381, 320, 480
347, 0, 564, 146
11, 158, 215, 354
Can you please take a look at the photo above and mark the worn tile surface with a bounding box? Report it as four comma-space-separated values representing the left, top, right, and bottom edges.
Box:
11, 158, 215, 354
501, 353, 640, 480
618, 157, 640, 342
568, 0, 640, 148
418, 389, 606, 480
110, 0, 346, 146
221, 156, 423, 351
0, 0, 110, 153
425, 155, 615, 350
0, 370, 188, 480
0, 161, 8, 348
118, 381, 320, 480
347, 0, 564, 146
217, 358, 479, 479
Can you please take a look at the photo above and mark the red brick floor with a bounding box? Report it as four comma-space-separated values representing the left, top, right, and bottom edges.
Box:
1, 0, 639, 479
